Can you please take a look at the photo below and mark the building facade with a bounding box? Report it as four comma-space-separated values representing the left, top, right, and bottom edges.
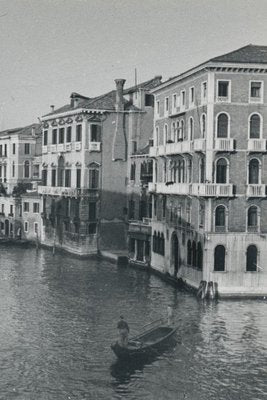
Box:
38, 76, 161, 256
150, 45, 267, 297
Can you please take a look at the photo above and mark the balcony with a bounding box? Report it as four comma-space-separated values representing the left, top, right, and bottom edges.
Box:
214, 138, 235, 152
57, 143, 65, 152
75, 142, 82, 151
191, 183, 234, 197
247, 139, 267, 152
149, 141, 193, 157
42, 145, 48, 154
148, 182, 157, 192
66, 143, 72, 152
193, 139, 206, 152
50, 145, 57, 153
149, 182, 191, 195
89, 142, 101, 152
38, 186, 99, 198
246, 184, 266, 197
128, 219, 151, 236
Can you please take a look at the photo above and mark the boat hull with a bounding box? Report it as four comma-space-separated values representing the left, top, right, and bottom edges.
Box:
111, 326, 177, 359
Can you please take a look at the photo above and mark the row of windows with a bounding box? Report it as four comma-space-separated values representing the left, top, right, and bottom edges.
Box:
24, 221, 39, 234
43, 124, 101, 146
187, 240, 203, 270
130, 161, 153, 182
23, 202, 40, 213
0, 161, 33, 179
152, 231, 165, 255
42, 167, 99, 189
155, 112, 264, 145
157, 80, 264, 117
214, 244, 259, 272
215, 205, 260, 231
155, 156, 265, 185
0, 143, 30, 156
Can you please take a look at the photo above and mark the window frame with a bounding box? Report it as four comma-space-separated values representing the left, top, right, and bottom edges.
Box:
214, 244, 226, 272
201, 81, 207, 104
189, 86, 195, 107
248, 112, 262, 139
216, 112, 230, 138
216, 79, 231, 102
249, 80, 264, 104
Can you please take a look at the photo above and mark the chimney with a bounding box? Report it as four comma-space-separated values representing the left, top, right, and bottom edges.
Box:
31, 126, 36, 137
115, 79, 126, 111
74, 98, 79, 108
50, 105, 55, 113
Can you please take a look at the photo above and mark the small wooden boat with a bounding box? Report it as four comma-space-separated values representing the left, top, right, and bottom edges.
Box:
111, 323, 177, 359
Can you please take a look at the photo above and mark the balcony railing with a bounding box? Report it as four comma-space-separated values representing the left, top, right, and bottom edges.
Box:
66, 143, 72, 151
193, 139, 206, 152
247, 139, 267, 152
191, 183, 234, 197
37, 186, 99, 197
246, 184, 266, 197
149, 141, 193, 157
128, 219, 152, 235
75, 142, 82, 151
214, 138, 235, 152
89, 142, 101, 152
57, 143, 65, 152
42, 145, 48, 154
50, 145, 57, 153
150, 182, 191, 195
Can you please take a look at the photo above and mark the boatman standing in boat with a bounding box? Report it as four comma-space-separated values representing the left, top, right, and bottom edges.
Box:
117, 315, 129, 347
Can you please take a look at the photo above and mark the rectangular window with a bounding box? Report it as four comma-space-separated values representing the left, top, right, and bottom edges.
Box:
217, 80, 230, 101
34, 222, 38, 233
65, 169, 71, 187
43, 130, 48, 146
24, 202, 29, 212
89, 169, 99, 189
76, 124, 82, 141
88, 223, 97, 234
10, 205, 13, 215
1, 204, 4, 213
250, 81, 263, 102
59, 128, 65, 144
33, 203, 39, 213
76, 169, 81, 188
201, 81, 207, 103
12, 143, 16, 154
42, 169, 47, 186
89, 202, 97, 220
128, 199, 135, 220
12, 163, 15, 177
24, 221, 28, 232
173, 94, 177, 110
145, 94, 154, 107
4, 144, 7, 156
52, 129, 57, 145
181, 90, 185, 108
33, 164, 39, 178
67, 126, 72, 142
0, 145, 2, 156
156, 100, 160, 115
91, 125, 101, 142
190, 87, 195, 106
165, 97, 169, 114
24, 143, 30, 154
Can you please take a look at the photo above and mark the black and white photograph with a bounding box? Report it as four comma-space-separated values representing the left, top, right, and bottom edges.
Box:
0, 1, 267, 399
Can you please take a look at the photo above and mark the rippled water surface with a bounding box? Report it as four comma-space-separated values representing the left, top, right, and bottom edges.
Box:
0, 246, 266, 400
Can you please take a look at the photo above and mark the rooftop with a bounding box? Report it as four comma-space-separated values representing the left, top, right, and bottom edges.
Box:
0, 123, 41, 137
43, 76, 162, 117
210, 44, 267, 64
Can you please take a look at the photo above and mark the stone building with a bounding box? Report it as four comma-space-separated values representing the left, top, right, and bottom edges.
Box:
0, 123, 42, 238
150, 45, 267, 297
38, 76, 161, 256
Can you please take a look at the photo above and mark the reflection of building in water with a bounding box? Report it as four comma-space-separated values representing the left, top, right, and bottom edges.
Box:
149, 45, 267, 297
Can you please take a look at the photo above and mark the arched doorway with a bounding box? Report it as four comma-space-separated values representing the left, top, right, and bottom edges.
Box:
171, 233, 179, 277
4, 219, 9, 236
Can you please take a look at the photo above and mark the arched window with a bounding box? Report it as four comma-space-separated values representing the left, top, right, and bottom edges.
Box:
187, 240, 192, 265
216, 158, 228, 183
246, 245, 258, 271
197, 242, 203, 270
249, 114, 261, 138
24, 161, 30, 178
201, 114, 206, 137
164, 124, 168, 144
187, 159, 192, 183
217, 113, 229, 138
214, 245, 225, 271
177, 158, 185, 183
153, 230, 157, 252
199, 157, 205, 183
192, 241, 197, 267
171, 122, 176, 141
215, 205, 226, 228
189, 117, 194, 141
88, 163, 100, 189
161, 233, 165, 256
58, 156, 65, 186
248, 206, 258, 230
176, 121, 179, 142
249, 159, 260, 184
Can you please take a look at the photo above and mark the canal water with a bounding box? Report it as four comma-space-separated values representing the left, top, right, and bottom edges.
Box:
0, 246, 266, 400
